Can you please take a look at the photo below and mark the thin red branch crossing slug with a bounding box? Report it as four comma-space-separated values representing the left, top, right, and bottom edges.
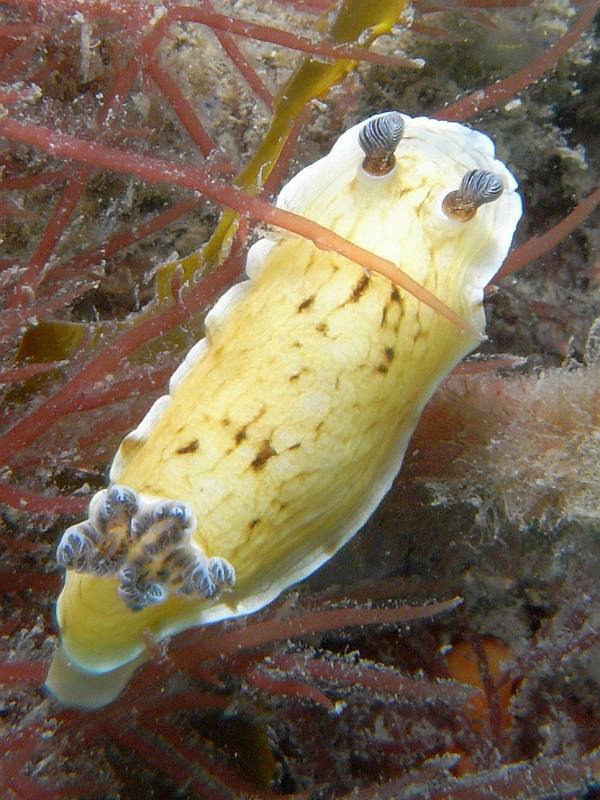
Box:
46, 112, 521, 708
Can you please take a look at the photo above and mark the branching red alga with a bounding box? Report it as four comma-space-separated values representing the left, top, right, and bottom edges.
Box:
0, 0, 598, 798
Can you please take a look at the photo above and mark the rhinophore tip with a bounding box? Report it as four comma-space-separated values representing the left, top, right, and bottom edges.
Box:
359, 112, 405, 176
442, 169, 504, 222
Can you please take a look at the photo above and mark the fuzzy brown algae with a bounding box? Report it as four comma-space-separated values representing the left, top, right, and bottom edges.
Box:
46, 112, 521, 707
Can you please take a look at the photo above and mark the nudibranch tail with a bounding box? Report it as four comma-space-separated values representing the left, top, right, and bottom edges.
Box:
47, 111, 521, 708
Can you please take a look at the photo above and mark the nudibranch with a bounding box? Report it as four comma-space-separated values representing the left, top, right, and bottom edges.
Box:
46, 112, 521, 708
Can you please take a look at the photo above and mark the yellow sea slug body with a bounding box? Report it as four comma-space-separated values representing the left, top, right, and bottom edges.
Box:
47, 112, 521, 707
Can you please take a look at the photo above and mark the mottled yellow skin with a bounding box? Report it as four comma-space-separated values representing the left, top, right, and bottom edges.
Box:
52, 114, 521, 695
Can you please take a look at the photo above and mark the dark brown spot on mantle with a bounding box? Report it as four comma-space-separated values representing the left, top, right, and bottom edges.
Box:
297, 295, 315, 312
251, 442, 277, 470
349, 273, 370, 303
175, 439, 199, 455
